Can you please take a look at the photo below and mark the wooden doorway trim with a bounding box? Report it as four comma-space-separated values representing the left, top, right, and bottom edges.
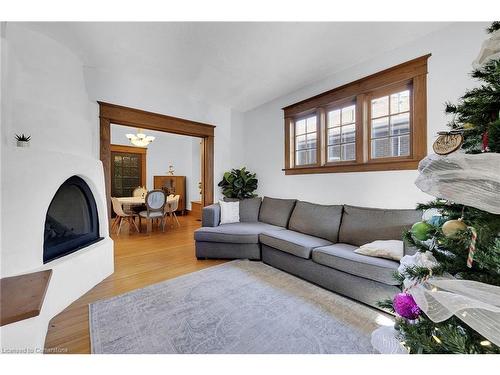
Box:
99, 102, 215, 217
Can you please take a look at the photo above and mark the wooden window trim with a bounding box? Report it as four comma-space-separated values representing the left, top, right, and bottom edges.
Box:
367, 81, 413, 163
324, 97, 359, 166
110, 144, 147, 188
282, 54, 429, 175
292, 112, 320, 168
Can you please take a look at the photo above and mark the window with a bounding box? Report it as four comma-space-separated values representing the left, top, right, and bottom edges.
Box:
283, 55, 429, 175
369, 88, 411, 159
294, 115, 318, 166
110, 144, 147, 197
327, 103, 356, 162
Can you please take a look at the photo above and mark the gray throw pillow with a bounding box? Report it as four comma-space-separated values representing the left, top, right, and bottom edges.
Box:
223, 197, 262, 222
339, 205, 422, 246
288, 201, 343, 242
258, 196, 297, 227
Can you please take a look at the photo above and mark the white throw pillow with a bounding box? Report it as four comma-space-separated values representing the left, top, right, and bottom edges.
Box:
354, 240, 404, 261
219, 200, 240, 224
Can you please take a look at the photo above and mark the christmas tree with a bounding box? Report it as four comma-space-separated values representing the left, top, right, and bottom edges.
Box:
377, 22, 500, 354
446, 21, 500, 153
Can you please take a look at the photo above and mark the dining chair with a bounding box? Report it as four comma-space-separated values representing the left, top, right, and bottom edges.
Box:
139, 190, 167, 232
132, 186, 148, 198
165, 194, 181, 228
111, 197, 140, 234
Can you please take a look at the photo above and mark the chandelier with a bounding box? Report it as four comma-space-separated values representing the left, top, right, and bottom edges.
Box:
125, 129, 155, 147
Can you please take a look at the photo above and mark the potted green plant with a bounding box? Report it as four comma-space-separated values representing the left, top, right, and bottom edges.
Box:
217, 167, 258, 199
15, 134, 31, 147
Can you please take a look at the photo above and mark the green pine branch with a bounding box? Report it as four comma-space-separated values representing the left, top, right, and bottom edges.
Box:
487, 21, 500, 33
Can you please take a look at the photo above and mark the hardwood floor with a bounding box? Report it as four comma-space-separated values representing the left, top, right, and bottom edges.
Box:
44, 214, 226, 354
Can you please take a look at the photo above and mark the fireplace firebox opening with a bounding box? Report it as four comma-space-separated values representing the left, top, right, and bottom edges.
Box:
43, 176, 102, 263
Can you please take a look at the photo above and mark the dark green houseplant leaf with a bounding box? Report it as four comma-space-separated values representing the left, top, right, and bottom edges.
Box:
217, 168, 258, 199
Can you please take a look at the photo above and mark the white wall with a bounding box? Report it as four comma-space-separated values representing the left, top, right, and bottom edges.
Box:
242, 23, 489, 209
0, 22, 246, 204
0, 23, 98, 159
1, 23, 103, 271
111, 124, 201, 209
191, 138, 202, 204
0, 23, 113, 352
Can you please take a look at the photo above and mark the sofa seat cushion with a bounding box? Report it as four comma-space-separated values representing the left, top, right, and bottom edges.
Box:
194, 222, 284, 244
312, 243, 400, 285
259, 229, 332, 259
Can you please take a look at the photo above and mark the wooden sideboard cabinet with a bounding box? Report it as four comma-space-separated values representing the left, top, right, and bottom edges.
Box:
153, 175, 186, 214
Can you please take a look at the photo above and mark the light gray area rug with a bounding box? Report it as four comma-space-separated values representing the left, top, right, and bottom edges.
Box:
89, 260, 383, 354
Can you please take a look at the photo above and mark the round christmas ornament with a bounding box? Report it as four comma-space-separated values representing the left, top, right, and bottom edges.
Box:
432, 131, 463, 155
442, 219, 468, 238
393, 293, 421, 320
411, 221, 433, 241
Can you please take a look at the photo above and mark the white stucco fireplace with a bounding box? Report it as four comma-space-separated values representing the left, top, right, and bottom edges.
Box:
0, 148, 114, 352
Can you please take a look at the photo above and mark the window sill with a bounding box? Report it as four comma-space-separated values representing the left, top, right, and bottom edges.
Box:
282, 158, 421, 175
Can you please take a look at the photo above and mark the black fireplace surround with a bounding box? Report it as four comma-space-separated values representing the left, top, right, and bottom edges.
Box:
43, 176, 102, 263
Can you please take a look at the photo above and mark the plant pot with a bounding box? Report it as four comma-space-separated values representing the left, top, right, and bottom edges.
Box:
17, 141, 30, 148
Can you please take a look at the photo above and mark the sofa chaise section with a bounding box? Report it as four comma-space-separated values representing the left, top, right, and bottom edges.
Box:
195, 222, 284, 259
195, 197, 289, 260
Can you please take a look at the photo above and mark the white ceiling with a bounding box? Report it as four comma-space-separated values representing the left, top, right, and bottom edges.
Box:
22, 22, 451, 112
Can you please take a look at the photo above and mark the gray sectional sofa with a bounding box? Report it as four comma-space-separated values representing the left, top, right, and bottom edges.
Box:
194, 197, 420, 310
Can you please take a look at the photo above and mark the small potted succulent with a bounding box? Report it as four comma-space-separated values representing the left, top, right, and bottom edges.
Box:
15, 134, 31, 147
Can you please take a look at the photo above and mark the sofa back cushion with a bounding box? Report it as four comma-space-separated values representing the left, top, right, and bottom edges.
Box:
339, 205, 422, 246
224, 197, 262, 222
259, 197, 297, 227
288, 201, 343, 243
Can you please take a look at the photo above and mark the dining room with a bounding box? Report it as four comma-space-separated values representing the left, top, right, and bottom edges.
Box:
109, 123, 203, 235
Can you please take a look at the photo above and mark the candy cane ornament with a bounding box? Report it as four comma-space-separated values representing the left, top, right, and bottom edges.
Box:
467, 227, 477, 268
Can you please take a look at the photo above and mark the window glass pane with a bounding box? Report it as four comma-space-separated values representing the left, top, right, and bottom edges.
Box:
341, 105, 356, 124
390, 90, 410, 114
296, 119, 306, 135
371, 96, 389, 118
296, 135, 306, 150
328, 145, 341, 161
306, 132, 317, 149
371, 117, 389, 138
328, 110, 341, 127
306, 116, 317, 133
328, 127, 341, 145
371, 138, 391, 158
391, 135, 410, 157
390, 113, 410, 135
296, 150, 307, 166
341, 124, 356, 143
342, 143, 356, 161
307, 149, 316, 164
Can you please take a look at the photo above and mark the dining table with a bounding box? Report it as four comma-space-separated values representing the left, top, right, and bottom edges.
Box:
116, 195, 176, 233
116, 196, 147, 206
